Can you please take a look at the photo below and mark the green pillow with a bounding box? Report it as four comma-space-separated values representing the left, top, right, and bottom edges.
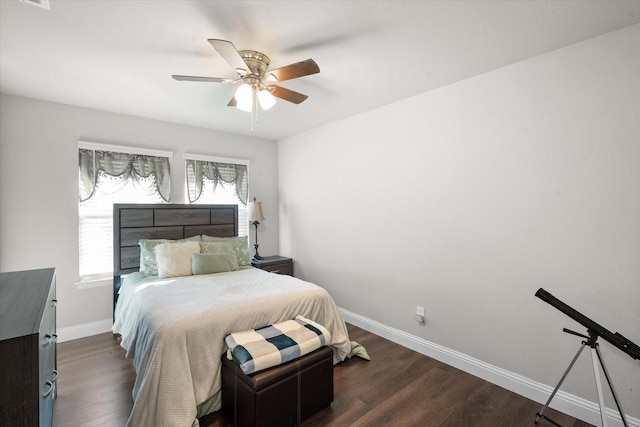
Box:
199, 241, 233, 255
201, 235, 251, 266
139, 235, 201, 276
191, 253, 239, 275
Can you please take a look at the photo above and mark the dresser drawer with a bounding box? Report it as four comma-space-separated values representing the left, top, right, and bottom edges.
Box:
261, 261, 293, 275
39, 342, 57, 426
251, 256, 293, 276
39, 277, 57, 426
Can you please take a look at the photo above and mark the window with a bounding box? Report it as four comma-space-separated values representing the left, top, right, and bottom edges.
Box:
78, 143, 172, 280
185, 155, 249, 237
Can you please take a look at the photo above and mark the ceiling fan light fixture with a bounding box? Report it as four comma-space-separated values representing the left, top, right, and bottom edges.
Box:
258, 89, 276, 110
235, 83, 253, 112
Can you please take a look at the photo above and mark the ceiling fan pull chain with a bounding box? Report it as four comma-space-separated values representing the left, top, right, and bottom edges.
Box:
251, 88, 256, 131
254, 87, 258, 124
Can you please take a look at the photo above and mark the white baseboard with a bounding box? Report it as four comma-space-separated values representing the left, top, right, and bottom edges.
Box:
339, 308, 639, 427
57, 318, 113, 343
56, 311, 638, 426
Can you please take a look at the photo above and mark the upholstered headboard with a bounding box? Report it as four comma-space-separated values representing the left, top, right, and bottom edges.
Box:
112, 203, 239, 309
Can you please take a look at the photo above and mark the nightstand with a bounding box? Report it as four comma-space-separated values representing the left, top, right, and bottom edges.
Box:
251, 256, 293, 276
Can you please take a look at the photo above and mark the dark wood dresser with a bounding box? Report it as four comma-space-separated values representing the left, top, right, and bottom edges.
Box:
0, 268, 57, 426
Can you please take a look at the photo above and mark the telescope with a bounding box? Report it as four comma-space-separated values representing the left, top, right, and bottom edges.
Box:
534, 288, 639, 427
535, 288, 640, 360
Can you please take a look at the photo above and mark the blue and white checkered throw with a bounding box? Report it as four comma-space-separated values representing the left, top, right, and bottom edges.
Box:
225, 315, 332, 375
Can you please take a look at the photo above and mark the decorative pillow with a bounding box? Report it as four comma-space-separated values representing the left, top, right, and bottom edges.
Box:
139, 236, 201, 276
201, 235, 251, 266
199, 241, 234, 255
155, 241, 201, 279
191, 253, 239, 275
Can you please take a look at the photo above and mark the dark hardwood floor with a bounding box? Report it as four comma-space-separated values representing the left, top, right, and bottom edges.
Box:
53, 323, 592, 427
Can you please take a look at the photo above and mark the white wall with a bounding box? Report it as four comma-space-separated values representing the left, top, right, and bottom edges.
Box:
0, 94, 279, 330
278, 24, 640, 418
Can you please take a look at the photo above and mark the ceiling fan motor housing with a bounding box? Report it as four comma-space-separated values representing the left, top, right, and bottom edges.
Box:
239, 50, 271, 80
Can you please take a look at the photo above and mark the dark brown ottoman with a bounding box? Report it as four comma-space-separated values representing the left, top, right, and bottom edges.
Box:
221, 346, 334, 427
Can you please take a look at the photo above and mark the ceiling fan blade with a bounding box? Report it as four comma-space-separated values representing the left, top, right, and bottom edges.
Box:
172, 75, 233, 83
208, 39, 248, 75
227, 96, 237, 107
267, 59, 319, 82
269, 85, 309, 104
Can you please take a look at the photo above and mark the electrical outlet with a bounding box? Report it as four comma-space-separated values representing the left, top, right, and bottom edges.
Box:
416, 306, 425, 324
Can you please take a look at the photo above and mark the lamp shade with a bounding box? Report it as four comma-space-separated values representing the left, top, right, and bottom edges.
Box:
249, 201, 265, 222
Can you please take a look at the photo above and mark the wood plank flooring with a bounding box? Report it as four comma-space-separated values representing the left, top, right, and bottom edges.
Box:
53, 323, 592, 427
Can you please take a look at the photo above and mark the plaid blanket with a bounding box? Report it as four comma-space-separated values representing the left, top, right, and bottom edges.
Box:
225, 315, 332, 375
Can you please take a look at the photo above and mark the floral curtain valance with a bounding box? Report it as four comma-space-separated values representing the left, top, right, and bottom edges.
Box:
79, 149, 171, 202
185, 159, 248, 205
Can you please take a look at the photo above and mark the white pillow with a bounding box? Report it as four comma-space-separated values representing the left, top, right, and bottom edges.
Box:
155, 241, 201, 279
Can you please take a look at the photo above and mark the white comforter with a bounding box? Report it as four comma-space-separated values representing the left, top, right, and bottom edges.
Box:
112, 268, 350, 427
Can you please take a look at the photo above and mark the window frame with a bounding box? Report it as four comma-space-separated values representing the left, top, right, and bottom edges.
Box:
78, 140, 173, 161
183, 153, 250, 237
77, 140, 173, 283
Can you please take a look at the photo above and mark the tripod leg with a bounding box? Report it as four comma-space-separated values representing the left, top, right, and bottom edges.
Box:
536, 343, 587, 424
594, 345, 629, 427
591, 346, 608, 427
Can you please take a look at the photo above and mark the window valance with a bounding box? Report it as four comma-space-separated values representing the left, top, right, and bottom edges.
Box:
186, 159, 248, 205
79, 149, 171, 202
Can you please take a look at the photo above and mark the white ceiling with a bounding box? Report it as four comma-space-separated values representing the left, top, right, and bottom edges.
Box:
1, 1, 638, 141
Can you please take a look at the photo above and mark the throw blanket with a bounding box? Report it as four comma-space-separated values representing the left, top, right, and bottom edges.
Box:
226, 315, 331, 374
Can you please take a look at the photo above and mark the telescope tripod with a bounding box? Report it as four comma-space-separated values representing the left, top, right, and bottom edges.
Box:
535, 328, 629, 427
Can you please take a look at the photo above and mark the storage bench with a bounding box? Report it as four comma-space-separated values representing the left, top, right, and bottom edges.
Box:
221, 346, 334, 427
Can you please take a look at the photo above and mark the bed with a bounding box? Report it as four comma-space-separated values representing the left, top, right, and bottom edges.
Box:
111, 204, 355, 427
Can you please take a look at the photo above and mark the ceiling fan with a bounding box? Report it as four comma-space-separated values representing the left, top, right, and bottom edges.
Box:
172, 39, 320, 115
